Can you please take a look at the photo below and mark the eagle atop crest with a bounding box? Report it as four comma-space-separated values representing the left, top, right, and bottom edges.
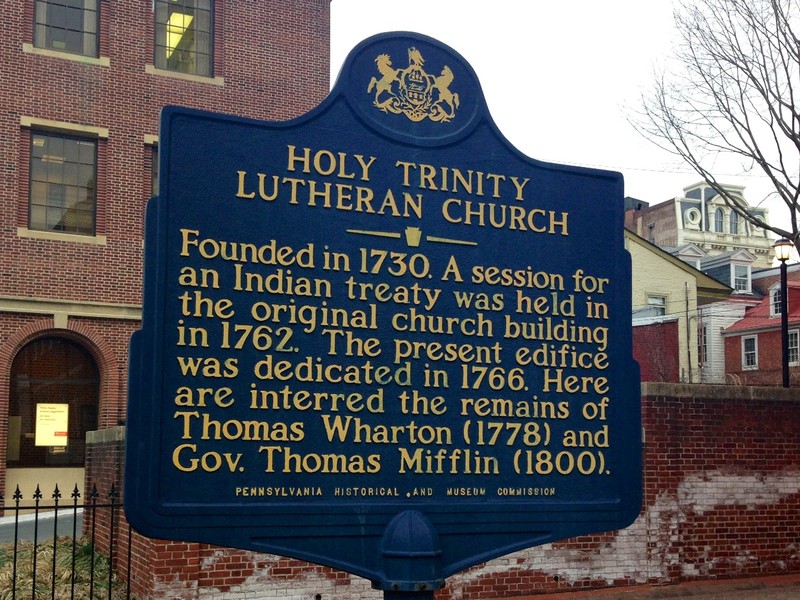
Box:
366, 47, 460, 123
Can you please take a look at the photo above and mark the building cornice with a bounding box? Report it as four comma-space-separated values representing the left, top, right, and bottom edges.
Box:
0, 295, 141, 328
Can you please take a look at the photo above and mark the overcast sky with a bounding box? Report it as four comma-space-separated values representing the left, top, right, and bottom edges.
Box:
330, 0, 788, 232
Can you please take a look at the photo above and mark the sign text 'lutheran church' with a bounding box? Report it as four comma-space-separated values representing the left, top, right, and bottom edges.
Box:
125, 32, 642, 594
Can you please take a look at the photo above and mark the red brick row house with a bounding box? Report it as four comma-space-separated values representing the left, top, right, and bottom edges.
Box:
723, 267, 800, 386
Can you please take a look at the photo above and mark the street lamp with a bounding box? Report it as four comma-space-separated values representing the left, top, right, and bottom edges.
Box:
773, 238, 794, 388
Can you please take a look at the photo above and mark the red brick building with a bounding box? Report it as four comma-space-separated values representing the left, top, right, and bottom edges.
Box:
0, 0, 330, 501
632, 320, 680, 382
723, 267, 800, 386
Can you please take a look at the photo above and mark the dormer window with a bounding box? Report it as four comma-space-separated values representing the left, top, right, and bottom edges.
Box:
714, 208, 724, 233
732, 264, 751, 293
770, 284, 782, 317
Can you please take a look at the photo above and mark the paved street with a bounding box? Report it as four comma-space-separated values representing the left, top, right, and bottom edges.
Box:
0, 509, 82, 543
513, 574, 800, 599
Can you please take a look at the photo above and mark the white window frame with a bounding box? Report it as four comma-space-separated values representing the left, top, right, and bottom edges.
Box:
732, 264, 751, 293
646, 294, 667, 317
790, 329, 799, 367
770, 284, 782, 317
742, 335, 758, 370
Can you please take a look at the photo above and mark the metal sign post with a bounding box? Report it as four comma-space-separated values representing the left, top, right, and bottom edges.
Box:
126, 32, 642, 594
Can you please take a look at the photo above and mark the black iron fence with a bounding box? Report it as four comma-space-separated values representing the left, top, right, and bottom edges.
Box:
0, 483, 132, 599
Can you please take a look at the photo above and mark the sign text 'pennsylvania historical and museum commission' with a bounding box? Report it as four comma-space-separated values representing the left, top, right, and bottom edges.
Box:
125, 32, 642, 592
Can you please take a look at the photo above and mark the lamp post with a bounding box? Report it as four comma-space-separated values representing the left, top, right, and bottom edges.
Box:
773, 238, 794, 388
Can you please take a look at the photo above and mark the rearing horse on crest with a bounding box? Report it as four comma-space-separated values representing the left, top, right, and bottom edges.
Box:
432, 65, 459, 119
367, 54, 397, 105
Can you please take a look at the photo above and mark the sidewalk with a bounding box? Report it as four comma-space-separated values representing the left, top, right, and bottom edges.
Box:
501, 574, 800, 599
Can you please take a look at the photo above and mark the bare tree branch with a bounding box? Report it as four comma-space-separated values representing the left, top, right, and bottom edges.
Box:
630, 0, 800, 245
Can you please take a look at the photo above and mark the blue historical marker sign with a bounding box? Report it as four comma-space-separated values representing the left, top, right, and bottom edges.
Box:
126, 32, 642, 592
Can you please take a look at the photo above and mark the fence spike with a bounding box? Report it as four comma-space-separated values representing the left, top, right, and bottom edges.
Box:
3, 480, 131, 599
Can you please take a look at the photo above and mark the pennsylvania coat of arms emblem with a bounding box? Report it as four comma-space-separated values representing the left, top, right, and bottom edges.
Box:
367, 47, 460, 123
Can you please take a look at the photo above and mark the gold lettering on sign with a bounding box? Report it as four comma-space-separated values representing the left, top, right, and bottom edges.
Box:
163, 136, 620, 499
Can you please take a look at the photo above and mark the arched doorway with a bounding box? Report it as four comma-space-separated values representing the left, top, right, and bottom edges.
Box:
7, 337, 99, 503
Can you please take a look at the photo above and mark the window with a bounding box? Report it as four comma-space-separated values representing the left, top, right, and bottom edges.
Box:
742, 336, 757, 370
34, 0, 98, 57
30, 131, 97, 235
154, 0, 212, 76
714, 208, 724, 233
730, 212, 739, 235
790, 330, 799, 367
771, 285, 782, 317
646, 294, 667, 316
698, 324, 708, 366
732, 264, 751, 293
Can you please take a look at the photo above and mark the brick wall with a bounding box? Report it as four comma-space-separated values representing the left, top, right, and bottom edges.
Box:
1, 0, 330, 302
624, 203, 679, 248
86, 383, 800, 599
633, 321, 680, 382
